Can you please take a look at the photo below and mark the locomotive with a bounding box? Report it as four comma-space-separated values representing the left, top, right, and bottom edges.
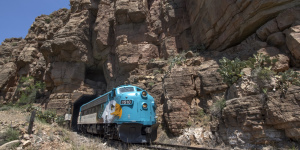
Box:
77, 85, 158, 143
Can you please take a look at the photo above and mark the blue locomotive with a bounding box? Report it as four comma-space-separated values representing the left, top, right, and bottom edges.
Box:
77, 85, 158, 143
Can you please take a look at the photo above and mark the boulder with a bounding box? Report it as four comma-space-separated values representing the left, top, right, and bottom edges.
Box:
21, 140, 31, 149
266, 32, 286, 47
256, 19, 280, 41
286, 25, 300, 60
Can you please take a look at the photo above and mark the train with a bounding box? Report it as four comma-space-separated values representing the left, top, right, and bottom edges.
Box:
77, 84, 158, 143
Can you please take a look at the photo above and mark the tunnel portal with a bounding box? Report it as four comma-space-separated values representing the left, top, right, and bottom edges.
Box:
71, 94, 97, 131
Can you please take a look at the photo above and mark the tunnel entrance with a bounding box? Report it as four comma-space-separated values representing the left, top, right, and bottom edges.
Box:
71, 94, 97, 131
71, 67, 107, 131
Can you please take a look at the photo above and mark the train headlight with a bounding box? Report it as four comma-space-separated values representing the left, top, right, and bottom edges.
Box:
141, 91, 148, 99
142, 103, 148, 109
142, 91, 147, 97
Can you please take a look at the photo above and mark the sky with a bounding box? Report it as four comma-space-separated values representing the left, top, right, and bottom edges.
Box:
0, 0, 70, 43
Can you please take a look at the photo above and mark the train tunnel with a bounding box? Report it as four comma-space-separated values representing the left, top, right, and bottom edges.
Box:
71, 67, 107, 130
71, 94, 97, 131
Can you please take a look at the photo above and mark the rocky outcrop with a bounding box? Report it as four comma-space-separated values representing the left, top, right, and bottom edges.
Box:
186, 0, 300, 51
286, 25, 300, 67
163, 66, 196, 135
220, 86, 300, 146
162, 60, 228, 135
1, 1, 300, 148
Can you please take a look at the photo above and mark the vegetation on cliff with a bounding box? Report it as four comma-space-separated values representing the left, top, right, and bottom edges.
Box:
218, 53, 300, 95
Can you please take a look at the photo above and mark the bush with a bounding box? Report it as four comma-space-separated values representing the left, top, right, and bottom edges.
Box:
218, 53, 278, 87
254, 67, 275, 82
277, 69, 300, 96
167, 52, 186, 71
56, 115, 65, 126
196, 109, 210, 126
210, 98, 226, 118
153, 69, 162, 75
217, 57, 247, 86
17, 76, 45, 106
44, 18, 51, 24
148, 82, 155, 87
186, 120, 192, 127
0, 105, 12, 111
245, 53, 277, 69
36, 109, 57, 124
4, 128, 20, 142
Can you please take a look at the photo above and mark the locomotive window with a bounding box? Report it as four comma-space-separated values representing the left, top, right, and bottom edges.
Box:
136, 88, 142, 91
119, 87, 134, 93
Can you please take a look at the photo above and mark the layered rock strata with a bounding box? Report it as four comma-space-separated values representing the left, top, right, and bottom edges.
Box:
0, 0, 300, 147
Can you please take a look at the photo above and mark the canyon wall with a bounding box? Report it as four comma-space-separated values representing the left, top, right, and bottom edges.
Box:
1, 0, 300, 147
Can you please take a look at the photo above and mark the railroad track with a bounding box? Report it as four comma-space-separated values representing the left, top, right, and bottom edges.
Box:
146, 142, 219, 150
78, 132, 219, 150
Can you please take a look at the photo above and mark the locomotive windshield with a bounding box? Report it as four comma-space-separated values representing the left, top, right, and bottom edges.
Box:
119, 87, 134, 93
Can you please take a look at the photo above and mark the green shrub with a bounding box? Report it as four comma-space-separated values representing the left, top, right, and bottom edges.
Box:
186, 120, 192, 127
218, 53, 277, 86
254, 67, 275, 82
277, 69, 300, 96
197, 109, 206, 118
194, 109, 210, 126
11, 42, 18, 46
148, 82, 155, 87
56, 115, 65, 126
0, 105, 12, 111
167, 52, 186, 72
245, 53, 277, 69
218, 53, 300, 95
217, 57, 247, 86
4, 128, 20, 142
210, 98, 226, 118
44, 18, 51, 24
153, 69, 162, 75
17, 77, 45, 106
36, 109, 57, 124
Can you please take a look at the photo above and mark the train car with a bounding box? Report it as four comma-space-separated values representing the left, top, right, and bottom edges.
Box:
77, 85, 158, 143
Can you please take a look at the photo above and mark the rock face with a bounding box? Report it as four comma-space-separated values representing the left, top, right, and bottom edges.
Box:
1, 0, 300, 148
286, 25, 300, 66
220, 86, 300, 145
186, 0, 300, 51
163, 67, 196, 135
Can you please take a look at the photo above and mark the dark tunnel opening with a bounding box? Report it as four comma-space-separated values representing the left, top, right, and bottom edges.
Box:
71, 67, 107, 131
71, 95, 97, 131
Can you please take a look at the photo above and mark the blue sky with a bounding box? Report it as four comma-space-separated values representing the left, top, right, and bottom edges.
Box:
0, 0, 70, 43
